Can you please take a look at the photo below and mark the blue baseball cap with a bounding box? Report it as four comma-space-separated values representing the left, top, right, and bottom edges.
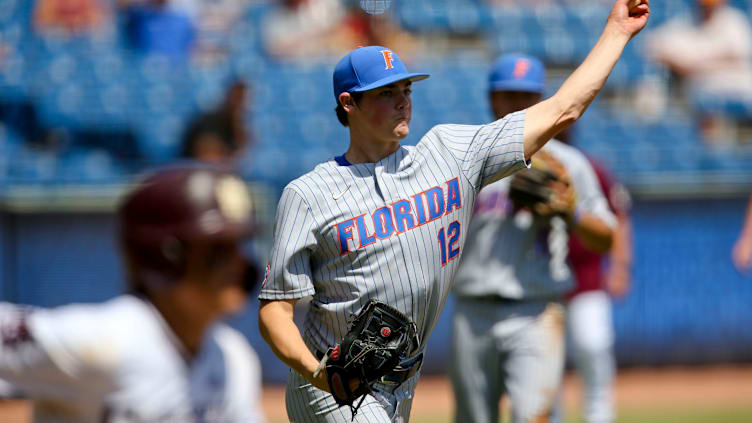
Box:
333, 46, 429, 101
488, 53, 545, 93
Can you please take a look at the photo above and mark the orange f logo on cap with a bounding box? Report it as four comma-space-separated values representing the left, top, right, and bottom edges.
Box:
513, 59, 531, 80
380, 50, 395, 70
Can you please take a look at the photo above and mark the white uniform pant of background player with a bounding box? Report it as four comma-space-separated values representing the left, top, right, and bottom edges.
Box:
286, 368, 418, 423
450, 299, 565, 423
564, 290, 616, 423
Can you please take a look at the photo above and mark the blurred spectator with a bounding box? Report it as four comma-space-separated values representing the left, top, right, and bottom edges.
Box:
193, 0, 248, 62
120, 0, 196, 58
733, 194, 752, 274
484, 0, 613, 6
33, 0, 110, 38
644, 0, 752, 143
181, 80, 251, 165
262, 0, 346, 60
345, 6, 418, 59
263, 0, 415, 62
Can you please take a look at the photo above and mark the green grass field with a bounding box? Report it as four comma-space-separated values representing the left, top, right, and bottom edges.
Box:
407, 407, 752, 423
614, 407, 752, 423
266, 404, 752, 423
264, 367, 752, 423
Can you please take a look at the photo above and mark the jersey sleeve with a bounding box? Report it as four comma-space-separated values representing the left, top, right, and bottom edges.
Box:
0, 303, 111, 398
431, 110, 528, 192
258, 185, 318, 300
568, 153, 616, 229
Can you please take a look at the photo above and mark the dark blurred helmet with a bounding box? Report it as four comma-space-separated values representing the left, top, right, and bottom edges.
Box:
118, 165, 258, 292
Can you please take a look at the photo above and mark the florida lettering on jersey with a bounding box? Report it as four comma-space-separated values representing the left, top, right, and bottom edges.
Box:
335, 177, 462, 255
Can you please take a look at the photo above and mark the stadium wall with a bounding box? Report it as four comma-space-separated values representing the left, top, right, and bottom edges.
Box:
0, 197, 750, 382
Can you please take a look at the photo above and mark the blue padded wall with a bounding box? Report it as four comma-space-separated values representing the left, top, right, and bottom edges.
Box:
1, 197, 751, 382
613, 198, 752, 365
11, 213, 123, 306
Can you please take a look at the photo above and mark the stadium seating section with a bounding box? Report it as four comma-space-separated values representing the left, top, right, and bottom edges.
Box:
1, 0, 751, 189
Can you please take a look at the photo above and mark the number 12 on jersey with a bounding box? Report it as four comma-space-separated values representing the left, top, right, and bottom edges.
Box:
437, 220, 461, 266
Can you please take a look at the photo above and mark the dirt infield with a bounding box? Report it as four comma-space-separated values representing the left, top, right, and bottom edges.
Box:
262, 365, 752, 422
595, 366, 752, 410
1, 365, 750, 422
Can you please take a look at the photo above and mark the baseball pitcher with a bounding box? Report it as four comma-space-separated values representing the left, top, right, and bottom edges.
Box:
258, 2, 650, 422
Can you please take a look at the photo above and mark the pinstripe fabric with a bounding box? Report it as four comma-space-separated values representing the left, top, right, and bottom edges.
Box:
259, 110, 527, 421
286, 369, 416, 423
452, 139, 616, 300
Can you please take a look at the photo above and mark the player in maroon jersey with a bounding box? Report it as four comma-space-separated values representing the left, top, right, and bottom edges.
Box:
564, 156, 633, 423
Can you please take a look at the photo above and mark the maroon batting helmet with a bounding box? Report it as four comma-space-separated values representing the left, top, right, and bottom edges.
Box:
118, 165, 258, 292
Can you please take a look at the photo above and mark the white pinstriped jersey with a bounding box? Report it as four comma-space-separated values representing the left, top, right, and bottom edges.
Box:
0, 296, 265, 423
452, 139, 616, 300
259, 110, 528, 355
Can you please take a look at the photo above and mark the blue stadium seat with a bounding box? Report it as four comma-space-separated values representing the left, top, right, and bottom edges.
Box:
397, 0, 441, 32
58, 148, 125, 183
0, 126, 25, 180
0, 51, 27, 101
298, 112, 338, 147
445, 1, 492, 34
232, 50, 266, 77
247, 143, 294, 183
694, 95, 752, 119
541, 25, 577, 64
96, 82, 132, 124
7, 145, 60, 183
396, 0, 490, 33
0, 0, 21, 25
2, 0, 752, 186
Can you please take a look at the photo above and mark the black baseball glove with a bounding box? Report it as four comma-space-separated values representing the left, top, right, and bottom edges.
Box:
508, 166, 559, 209
314, 300, 419, 417
508, 152, 575, 218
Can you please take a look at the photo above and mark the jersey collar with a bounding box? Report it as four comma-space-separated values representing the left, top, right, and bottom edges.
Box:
334, 154, 352, 166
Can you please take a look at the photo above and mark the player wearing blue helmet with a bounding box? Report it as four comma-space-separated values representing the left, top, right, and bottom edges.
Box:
449, 53, 615, 423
